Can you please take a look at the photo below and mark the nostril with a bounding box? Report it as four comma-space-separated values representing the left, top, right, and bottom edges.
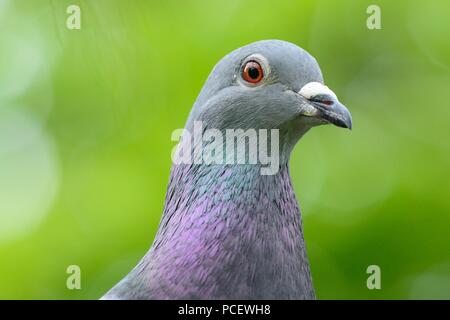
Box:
309, 96, 334, 107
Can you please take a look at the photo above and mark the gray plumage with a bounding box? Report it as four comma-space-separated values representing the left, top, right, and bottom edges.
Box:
102, 40, 352, 300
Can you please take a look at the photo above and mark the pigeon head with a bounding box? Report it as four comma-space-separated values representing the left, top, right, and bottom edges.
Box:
185, 39, 352, 154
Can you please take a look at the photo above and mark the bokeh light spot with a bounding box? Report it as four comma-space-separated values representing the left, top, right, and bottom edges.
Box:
0, 108, 59, 243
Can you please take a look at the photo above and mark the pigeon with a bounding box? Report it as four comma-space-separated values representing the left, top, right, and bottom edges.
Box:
102, 40, 352, 300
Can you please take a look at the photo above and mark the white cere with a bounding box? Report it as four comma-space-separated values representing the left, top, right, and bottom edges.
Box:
298, 82, 337, 100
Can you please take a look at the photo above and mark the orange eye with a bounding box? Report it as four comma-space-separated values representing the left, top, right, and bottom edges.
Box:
242, 60, 264, 84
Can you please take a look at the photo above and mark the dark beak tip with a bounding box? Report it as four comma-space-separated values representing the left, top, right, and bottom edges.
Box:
341, 110, 352, 130
347, 120, 353, 130
347, 115, 353, 130
306, 95, 352, 130
332, 116, 352, 130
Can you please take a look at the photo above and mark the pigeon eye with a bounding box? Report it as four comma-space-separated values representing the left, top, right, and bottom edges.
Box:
242, 61, 264, 84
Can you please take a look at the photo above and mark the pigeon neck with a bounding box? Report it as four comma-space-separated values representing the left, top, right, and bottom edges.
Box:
157, 163, 305, 236
142, 163, 314, 299
163, 163, 299, 221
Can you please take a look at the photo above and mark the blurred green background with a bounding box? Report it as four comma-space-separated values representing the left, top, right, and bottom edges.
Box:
0, 0, 449, 299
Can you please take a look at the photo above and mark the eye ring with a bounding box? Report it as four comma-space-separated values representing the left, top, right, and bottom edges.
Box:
242, 60, 264, 84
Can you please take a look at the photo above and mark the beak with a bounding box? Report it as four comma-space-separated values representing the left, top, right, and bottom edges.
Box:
298, 82, 352, 130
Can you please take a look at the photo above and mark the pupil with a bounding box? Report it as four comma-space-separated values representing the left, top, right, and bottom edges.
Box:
248, 67, 259, 79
